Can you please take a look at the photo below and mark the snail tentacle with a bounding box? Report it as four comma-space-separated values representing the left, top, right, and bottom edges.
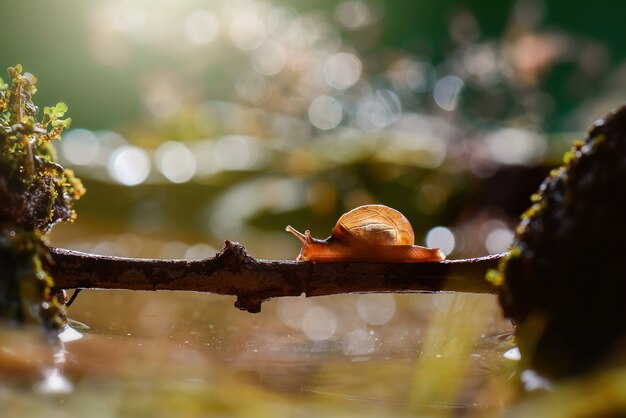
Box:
285, 225, 307, 244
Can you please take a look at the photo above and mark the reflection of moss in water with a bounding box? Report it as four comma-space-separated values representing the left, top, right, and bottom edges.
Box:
494, 106, 626, 378
0, 65, 84, 328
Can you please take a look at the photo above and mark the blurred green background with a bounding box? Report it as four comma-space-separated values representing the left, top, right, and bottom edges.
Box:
2, 0, 624, 260
2, 0, 625, 130
3, 1, 626, 417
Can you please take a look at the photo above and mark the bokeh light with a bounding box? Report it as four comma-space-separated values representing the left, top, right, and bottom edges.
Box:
229, 13, 266, 51
425, 226, 456, 256
335, 0, 377, 30
342, 328, 377, 356
356, 90, 401, 132
155, 141, 196, 183
308, 95, 343, 130
485, 227, 515, 254
108, 146, 151, 186
356, 294, 396, 326
433, 76, 464, 111
323, 52, 362, 90
61, 129, 100, 166
301, 305, 337, 341
213, 135, 263, 170
251, 40, 287, 76
484, 128, 547, 166
184, 10, 220, 45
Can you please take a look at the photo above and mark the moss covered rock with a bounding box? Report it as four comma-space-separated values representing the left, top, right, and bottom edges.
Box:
0, 65, 84, 328
495, 106, 626, 378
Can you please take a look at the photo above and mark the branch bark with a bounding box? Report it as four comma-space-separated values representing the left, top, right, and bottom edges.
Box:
47, 241, 504, 313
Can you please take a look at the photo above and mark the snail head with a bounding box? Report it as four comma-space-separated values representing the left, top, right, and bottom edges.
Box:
285, 225, 326, 261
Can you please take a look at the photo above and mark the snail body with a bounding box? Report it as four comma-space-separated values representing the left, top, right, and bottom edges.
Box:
286, 205, 445, 262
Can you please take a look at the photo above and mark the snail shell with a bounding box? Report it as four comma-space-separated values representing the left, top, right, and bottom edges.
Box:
286, 204, 445, 262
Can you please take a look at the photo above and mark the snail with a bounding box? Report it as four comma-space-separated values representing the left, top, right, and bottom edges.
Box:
286, 204, 445, 262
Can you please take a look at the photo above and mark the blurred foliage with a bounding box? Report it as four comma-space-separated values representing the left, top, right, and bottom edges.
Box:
0, 0, 625, 130
0, 65, 84, 328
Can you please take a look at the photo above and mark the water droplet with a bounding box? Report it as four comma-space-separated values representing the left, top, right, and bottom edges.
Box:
34, 368, 73, 395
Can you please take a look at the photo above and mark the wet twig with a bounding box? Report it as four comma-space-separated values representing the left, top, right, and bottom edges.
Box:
47, 241, 503, 313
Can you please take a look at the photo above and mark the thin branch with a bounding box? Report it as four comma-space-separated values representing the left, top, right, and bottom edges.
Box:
47, 240, 504, 313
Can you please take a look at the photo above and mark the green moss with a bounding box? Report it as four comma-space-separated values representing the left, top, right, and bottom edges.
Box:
485, 268, 503, 286
0, 65, 84, 328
